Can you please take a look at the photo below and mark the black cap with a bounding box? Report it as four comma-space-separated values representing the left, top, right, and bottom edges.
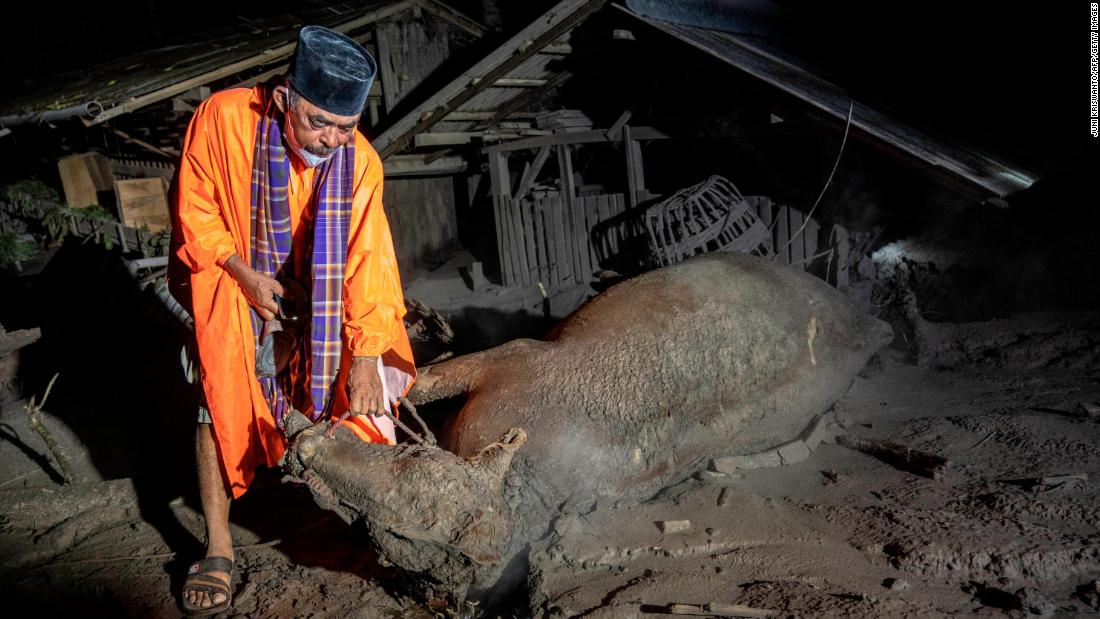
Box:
288, 25, 376, 117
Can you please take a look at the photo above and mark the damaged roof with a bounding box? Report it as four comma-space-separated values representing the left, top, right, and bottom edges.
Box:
379, 0, 1038, 199
0, 0, 480, 129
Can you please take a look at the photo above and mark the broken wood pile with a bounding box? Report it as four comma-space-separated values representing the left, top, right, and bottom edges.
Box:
535, 109, 593, 133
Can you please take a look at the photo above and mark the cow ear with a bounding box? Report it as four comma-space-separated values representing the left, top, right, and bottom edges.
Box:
468, 427, 526, 480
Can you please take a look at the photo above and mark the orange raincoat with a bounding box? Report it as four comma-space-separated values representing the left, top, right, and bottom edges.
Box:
170, 83, 415, 498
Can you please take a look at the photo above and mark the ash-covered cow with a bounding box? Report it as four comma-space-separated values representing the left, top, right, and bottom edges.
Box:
283, 252, 892, 597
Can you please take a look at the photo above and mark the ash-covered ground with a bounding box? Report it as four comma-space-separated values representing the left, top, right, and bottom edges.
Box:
2, 185, 1099, 617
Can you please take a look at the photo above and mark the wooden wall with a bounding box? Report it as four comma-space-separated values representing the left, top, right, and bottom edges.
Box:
375, 16, 451, 115
382, 176, 457, 274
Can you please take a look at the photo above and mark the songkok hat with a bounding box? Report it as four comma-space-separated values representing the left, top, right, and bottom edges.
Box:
288, 25, 376, 116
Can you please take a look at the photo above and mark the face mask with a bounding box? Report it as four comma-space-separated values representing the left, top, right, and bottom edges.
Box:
284, 91, 336, 168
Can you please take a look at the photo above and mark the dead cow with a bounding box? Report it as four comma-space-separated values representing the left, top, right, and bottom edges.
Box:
282, 251, 893, 597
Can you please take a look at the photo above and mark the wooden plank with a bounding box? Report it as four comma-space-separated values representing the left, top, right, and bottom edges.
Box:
612, 193, 626, 251
775, 205, 789, 265
507, 199, 526, 285
545, 197, 558, 284
492, 196, 511, 285
804, 212, 820, 265
532, 198, 546, 283
543, 199, 557, 284
587, 196, 600, 269
510, 199, 531, 286
557, 144, 576, 208
377, 18, 451, 114
58, 153, 113, 208
376, 22, 399, 112
487, 151, 512, 283
789, 207, 805, 266
519, 199, 539, 285
623, 125, 646, 209
487, 150, 511, 201
532, 199, 548, 283
478, 70, 573, 130
383, 154, 467, 177
115, 178, 170, 232
514, 146, 552, 200
492, 78, 548, 88
834, 225, 849, 291
551, 197, 568, 284
375, 0, 608, 158
558, 194, 576, 284
572, 195, 589, 282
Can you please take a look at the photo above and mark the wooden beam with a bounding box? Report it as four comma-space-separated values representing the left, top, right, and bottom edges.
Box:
487, 150, 512, 201
375, 0, 608, 158
383, 154, 467, 177
557, 144, 576, 215
89, 1, 414, 125
489, 78, 548, 88
540, 43, 573, 55
444, 111, 539, 121
514, 145, 552, 199
483, 129, 606, 153
623, 125, 646, 209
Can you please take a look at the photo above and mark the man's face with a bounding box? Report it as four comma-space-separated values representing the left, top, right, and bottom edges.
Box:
275, 85, 360, 155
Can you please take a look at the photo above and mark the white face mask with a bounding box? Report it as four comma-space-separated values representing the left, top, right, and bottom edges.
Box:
284, 91, 336, 168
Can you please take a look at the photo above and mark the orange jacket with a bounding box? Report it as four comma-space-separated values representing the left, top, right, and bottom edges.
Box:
171, 83, 415, 497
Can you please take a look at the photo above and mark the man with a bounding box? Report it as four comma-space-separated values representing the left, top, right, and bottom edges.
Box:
169, 26, 415, 615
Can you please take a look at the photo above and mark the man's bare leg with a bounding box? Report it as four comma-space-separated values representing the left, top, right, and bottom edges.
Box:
185, 423, 234, 610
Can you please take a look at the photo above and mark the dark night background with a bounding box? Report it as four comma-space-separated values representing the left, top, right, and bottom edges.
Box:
3, 1, 1096, 169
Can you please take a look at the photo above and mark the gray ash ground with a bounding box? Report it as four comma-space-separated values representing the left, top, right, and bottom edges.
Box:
4, 218, 1100, 617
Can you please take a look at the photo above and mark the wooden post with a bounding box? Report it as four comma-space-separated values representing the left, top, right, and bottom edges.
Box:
789, 207, 805, 266
488, 150, 512, 284
623, 125, 646, 209
834, 225, 850, 291
510, 199, 530, 285
775, 205, 789, 265
551, 197, 567, 284
515, 145, 552, 201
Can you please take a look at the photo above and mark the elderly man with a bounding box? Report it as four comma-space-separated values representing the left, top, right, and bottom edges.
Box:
169, 26, 415, 614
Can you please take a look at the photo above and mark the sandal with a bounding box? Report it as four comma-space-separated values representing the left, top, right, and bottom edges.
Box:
181, 556, 234, 616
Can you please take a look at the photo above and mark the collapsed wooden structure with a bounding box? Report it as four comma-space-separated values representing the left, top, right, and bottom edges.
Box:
1, 0, 1039, 289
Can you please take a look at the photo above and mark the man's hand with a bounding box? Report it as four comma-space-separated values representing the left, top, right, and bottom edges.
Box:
223, 254, 284, 320
347, 356, 387, 418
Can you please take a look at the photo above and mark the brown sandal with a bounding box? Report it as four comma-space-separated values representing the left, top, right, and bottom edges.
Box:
181, 556, 234, 616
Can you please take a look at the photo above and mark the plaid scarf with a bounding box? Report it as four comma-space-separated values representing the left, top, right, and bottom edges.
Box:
248, 102, 354, 425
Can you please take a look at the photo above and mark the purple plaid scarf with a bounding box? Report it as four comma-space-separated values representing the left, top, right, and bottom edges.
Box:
249, 105, 354, 425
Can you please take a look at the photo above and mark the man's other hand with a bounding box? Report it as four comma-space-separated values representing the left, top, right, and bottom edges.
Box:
348, 356, 387, 418
223, 254, 284, 320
